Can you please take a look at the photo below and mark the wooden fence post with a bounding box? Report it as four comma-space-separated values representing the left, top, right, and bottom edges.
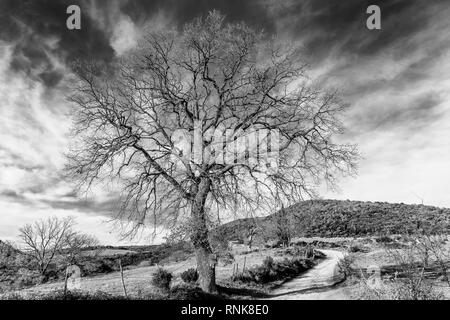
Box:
63, 266, 69, 297
119, 259, 128, 298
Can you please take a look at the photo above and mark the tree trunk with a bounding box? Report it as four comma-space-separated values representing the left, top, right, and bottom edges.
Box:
190, 177, 217, 294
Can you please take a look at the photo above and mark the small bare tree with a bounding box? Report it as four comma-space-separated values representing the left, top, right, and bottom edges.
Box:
66, 11, 358, 292
360, 234, 449, 300
19, 217, 98, 277
247, 227, 257, 250
413, 234, 450, 287
63, 232, 99, 265
273, 205, 292, 247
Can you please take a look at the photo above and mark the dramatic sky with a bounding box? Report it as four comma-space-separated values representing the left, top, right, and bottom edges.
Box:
1, 0, 450, 245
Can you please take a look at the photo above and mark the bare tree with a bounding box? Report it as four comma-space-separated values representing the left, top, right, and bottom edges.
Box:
414, 234, 450, 287
247, 227, 257, 250
18, 217, 98, 277
63, 232, 99, 265
273, 205, 292, 247
66, 11, 358, 293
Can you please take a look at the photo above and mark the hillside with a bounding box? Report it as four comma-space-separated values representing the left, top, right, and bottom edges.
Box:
216, 200, 450, 243
0, 240, 20, 256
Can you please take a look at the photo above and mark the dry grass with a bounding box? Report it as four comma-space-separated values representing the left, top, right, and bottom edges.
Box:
7, 248, 282, 299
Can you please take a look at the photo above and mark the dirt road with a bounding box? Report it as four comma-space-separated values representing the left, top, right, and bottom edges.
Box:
269, 250, 350, 300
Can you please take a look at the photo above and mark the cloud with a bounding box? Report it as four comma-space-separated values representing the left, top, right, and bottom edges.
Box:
2, 0, 450, 245
110, 14, 139, 56
0, 199, 154, 246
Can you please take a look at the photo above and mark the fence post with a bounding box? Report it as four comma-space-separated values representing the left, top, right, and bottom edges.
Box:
119, 259, 128, 298
63, 266, 69, 297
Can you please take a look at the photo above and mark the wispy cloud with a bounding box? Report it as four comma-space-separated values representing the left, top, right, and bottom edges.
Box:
1, 0, 450, 244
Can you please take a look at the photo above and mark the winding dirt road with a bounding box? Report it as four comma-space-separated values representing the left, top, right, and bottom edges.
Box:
269, 250, 350, 300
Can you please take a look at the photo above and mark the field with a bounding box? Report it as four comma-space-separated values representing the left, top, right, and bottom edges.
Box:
1, 200, 450, 300
1, 245, 324, 299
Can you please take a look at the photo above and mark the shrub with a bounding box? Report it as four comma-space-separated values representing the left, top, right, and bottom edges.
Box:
349, 244, 362, 253
0, 292, 25, 300
1, 289, 126, 300
232, 256, 314, 284
151, 268, 173, 290
262, 256, 275, 270
14, 268, 44, 288
357, 278, 444, 300
168, 285, 223, 300
376, 236, 393, 243
41, 289, 124, 300
338, 254, 357, 277
304, 246, 315, 258
181, 268, 199, 284
217, 251, 235, 266
80, 258, 114, 276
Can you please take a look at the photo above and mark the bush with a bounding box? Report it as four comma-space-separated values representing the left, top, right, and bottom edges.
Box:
151, 268, 173, 290
304, 246, 315, 258
217, 251, 235, 266
14, 268, 44, 288
376, 236, 393, 243
42, 289, 125, 300
80, 258, 115, 276
1, 289, 125, 300
357, 279, 444, 300
181, 268, 198, 284
232, 256, 314, 284
349, 244, 362, 253
168, 285, 222, 300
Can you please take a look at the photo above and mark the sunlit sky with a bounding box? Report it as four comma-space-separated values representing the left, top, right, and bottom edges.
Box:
1, 0, 450, 245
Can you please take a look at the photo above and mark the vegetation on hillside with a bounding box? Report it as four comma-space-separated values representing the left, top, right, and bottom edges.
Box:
216, 200, 450, 244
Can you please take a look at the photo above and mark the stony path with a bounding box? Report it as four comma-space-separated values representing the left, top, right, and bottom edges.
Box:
269, 250, 348, 300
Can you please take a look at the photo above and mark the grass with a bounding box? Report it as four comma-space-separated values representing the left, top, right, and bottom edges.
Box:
1, 285, 225, 301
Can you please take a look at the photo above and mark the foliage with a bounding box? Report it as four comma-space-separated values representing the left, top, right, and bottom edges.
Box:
231, 256, 315, 284
1, 289, 126, 300
349, 244, 363, 253
151, 268, 173, 291
357, 233, 450, 300
357, 277, 444, 300
270, 206, 292, 247
217, 251, 235, 266
375, 236, 393, 243
216, 200, 450, 244
180, 268, 199, 284
167, 285, 223, 300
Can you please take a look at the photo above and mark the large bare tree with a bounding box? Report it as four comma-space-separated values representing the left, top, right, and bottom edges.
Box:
66, 11, 358, 293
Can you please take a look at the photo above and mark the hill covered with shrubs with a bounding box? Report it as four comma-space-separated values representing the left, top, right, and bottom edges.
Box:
217, 200, 450, 243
